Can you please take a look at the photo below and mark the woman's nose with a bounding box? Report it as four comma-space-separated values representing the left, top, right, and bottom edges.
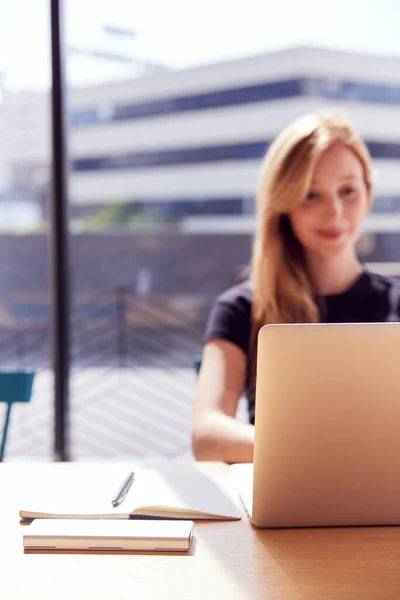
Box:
323, 195, 343, 219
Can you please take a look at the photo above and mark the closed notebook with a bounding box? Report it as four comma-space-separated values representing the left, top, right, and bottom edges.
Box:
19, 462, 241, 521
23, 519, 195, 552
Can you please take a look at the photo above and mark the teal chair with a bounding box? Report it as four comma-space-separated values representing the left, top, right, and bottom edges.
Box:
194, 354, 202, 375
0, 371, 35, 462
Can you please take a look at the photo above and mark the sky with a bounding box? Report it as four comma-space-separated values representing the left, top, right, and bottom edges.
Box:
0, 0, 400, 89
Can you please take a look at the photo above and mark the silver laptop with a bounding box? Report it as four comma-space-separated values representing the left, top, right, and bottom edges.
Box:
236, 322, 400, 528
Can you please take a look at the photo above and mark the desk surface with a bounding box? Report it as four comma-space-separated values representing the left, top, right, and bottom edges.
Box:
2, 462, 400, 600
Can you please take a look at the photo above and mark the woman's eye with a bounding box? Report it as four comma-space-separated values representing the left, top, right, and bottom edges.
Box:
306, 191, 319, 202
341, 186, 356, 196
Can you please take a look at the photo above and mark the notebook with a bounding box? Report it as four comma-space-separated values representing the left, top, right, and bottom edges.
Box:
23, 519, 194, 552
19, 461, 241, 521
230, 463, 253, 519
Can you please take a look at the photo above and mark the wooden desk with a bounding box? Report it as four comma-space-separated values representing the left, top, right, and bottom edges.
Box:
2, 463, 400, 599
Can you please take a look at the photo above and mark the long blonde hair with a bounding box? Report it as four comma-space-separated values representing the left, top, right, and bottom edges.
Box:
249, 113, 373, 385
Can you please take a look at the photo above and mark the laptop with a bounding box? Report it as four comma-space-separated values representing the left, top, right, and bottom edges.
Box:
234, 322, 400, 528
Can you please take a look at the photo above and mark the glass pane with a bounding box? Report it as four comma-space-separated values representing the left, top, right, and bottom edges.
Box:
65, 0, 400, 459
0, 0, 53, 459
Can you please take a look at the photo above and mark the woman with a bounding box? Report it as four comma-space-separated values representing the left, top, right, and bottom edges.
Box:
192, 112, 400, 464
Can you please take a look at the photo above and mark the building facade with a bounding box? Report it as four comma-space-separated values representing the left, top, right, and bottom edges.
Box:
68, 46, 400, 232
2, 46, 400, 232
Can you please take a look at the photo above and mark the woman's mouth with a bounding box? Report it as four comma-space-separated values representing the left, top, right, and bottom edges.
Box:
317, 229, 347, 240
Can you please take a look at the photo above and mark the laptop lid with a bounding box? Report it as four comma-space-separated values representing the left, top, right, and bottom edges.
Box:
251, 322, 400, 528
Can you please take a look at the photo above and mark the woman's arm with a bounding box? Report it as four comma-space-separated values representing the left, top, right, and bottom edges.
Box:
191, 339, 254, 464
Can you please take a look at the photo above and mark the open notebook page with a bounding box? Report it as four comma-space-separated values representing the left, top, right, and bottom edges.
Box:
230, 463, 253, 519
125, 462, 241, 518
20, 464, 140, 519
20, 462, 241, 520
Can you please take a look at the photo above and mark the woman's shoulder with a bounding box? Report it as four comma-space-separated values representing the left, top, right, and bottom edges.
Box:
364, 270, 400, 320
366, 270, 400, 293
203, 280, 253, 354
215, 279, 253, 309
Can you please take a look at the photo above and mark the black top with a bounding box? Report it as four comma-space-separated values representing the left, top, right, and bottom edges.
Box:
203, 270, 400, 424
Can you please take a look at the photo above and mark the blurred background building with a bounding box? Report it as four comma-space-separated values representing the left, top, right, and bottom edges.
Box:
2, 46, 400, 241
68, 46, 400, 237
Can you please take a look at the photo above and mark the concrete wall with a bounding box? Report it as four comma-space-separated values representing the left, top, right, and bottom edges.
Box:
2, 230, 400, 301
0, 231, 252, 299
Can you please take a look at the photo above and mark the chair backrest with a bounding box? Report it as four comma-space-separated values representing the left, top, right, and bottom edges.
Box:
193, 354, 202, 375
0, 371, 35, 462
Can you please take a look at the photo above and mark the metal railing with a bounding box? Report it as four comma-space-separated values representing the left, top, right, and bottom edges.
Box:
1, 287, 203, 460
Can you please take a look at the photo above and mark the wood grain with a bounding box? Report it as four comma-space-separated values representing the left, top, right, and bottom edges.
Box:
1, 463, 400, 599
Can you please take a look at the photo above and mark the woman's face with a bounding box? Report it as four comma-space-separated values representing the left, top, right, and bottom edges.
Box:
289, 143, 369, 261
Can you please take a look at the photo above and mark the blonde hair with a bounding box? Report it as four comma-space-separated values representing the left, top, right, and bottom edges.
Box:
248, 113, 373, 386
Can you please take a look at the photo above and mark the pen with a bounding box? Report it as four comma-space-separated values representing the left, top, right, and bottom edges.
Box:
111, 471, 135, 508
